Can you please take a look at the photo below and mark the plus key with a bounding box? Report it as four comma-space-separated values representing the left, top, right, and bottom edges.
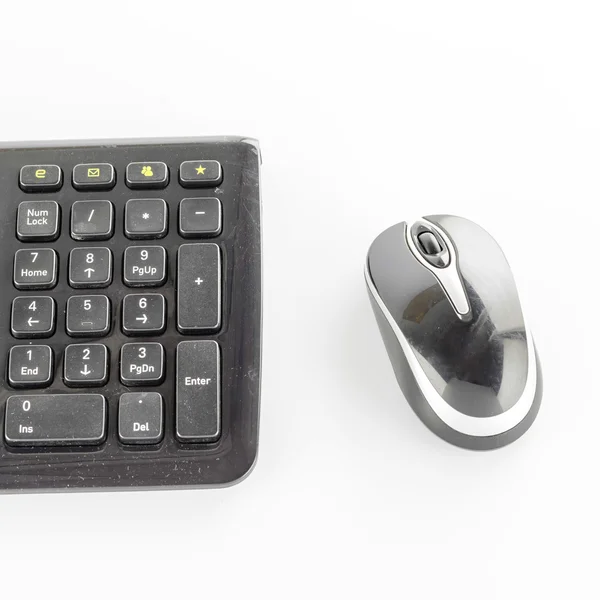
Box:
177, 243, 221, 333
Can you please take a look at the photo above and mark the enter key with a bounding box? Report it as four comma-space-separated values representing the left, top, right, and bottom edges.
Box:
176, 340, 221, 443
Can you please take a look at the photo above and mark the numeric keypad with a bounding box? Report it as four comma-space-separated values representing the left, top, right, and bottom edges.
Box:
0, 138, 261, 495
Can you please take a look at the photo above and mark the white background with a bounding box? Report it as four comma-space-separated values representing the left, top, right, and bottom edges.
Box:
0, 1, 597, 598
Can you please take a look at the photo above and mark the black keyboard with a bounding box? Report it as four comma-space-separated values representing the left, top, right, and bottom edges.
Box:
0, 137, 262, 492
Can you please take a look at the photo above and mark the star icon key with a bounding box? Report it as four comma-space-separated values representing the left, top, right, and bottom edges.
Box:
179, 160, 223, 188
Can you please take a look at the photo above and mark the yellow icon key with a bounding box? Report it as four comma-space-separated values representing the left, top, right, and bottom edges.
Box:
141, 165, 154, 177
35, 169, 47, 179
87, 167, 100, 178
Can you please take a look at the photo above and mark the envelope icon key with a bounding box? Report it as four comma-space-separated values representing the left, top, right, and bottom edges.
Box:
87, 167, 100, 178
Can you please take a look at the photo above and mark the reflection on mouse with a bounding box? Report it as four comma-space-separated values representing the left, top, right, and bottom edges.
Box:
365, 215, 542, 450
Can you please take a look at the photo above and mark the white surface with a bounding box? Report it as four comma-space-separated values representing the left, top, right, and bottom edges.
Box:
0, 1, 597, 597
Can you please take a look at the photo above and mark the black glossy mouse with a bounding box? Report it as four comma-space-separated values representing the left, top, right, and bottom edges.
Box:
365, 214, 542, 450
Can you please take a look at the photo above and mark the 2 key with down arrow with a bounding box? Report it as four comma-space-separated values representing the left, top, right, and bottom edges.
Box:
64, 344, 109, 387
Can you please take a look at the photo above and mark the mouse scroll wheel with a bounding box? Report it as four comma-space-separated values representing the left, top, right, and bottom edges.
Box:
417, 231, 443, 255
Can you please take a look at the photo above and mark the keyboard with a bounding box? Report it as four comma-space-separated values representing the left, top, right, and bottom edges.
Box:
0, 137, 262, 492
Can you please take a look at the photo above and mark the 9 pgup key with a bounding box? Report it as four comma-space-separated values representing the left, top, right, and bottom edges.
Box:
123, 246, 166, 287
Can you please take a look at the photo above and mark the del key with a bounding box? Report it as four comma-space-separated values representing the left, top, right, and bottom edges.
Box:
177, 243, 221, 333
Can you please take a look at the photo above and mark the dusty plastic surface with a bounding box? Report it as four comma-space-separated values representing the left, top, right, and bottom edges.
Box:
0, 137, 262, 492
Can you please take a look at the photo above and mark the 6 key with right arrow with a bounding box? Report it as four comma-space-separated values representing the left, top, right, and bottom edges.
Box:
121, 293, 166, 336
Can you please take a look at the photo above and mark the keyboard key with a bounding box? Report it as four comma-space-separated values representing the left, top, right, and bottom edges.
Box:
120, 342, 165, 385
176, 340, 220, 442
11, 296, 55, 339
13, 248, 57, 290
66, 295, 111, 337
8, 345, 53, 388
16, 200, 60, 241
72, 163, 116, 190
64, 344, 109, 387
177, 243, 221, 333
118, 392, 164, 444
4, 394, 106, 446
124, 198, 168, 239
179, 160, 223, 188
178, 197, 222, 238
122, 294, 166, 336
123, 246, 167, 287
19, 164, 62, 192
69, 247, 112, 288
126, 162, 169, 189
71, 200, 114, 240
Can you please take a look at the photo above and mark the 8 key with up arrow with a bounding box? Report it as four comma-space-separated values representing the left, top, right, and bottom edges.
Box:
69, 247, 112, 288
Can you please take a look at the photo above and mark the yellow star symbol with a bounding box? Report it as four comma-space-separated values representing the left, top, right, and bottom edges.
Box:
195, 165, 206, 175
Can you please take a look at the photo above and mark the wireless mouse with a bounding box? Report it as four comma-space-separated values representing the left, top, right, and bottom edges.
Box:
365, 214, 542, 450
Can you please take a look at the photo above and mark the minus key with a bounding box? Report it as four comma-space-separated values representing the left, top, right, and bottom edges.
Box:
178, 198, 222, 238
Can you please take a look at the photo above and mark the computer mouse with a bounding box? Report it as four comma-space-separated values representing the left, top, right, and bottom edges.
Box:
365, 214, 542, 450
